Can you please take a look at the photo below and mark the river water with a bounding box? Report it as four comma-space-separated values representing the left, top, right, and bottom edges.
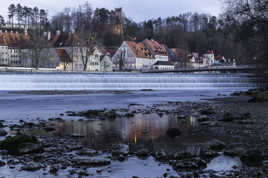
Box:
0, 73, 258, 122
0, 73, 255, 177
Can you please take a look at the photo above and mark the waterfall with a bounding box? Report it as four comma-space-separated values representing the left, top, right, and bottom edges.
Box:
0, 73, 258, 91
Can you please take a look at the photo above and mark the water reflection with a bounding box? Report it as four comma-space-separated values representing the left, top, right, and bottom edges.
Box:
54, 113, 208, 152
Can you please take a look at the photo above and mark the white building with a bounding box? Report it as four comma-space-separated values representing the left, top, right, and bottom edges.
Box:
203, 51, 215, 67
112, 39, 170, 71
153, 61, 175, 71
112, 41, 156, 71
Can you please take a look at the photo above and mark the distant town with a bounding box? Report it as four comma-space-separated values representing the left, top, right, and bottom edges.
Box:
0, 3, 249, 72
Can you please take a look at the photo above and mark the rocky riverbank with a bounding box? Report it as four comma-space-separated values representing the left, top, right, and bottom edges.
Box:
1, 90, 268, 177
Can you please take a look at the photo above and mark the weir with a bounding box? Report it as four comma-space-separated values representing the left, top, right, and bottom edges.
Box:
0, 73, 258, 91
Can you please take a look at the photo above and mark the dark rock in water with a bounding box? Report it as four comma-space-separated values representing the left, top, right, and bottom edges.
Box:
0, 123, 4, 128
166, 128, 181, 138
240, 149, 263, 167
221, 113, 236, 122
43, 127, 56, 132
79, 170, 89, 176
0, 134, 40, 155
199, 108, 215, 115
76, 149, 98, 156
263, 160, 268, 167
7, 159, 20, 165
174, 158, 206, 170
49, 164, 60, 175
18, 143, 43, 154
71, 133, 85, 138
0, 160, 5, 167
206, 139, 226, 151
0, 129, 7, 136
72, 158, 111, 167
20, 162, 42, 171
224, 147, 245, 157
136, 148, 149, 158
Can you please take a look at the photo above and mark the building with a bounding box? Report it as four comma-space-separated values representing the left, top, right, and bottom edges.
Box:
203, 51, 215, 67
112, 39, 169, 71
100, 54, 113, 72
153, 61, 175, 71
0, 30, 28, 67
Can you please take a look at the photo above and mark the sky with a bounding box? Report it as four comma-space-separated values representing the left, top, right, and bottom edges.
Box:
0, 0, 223, 22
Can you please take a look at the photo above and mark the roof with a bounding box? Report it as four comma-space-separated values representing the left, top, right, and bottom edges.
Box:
0, 31, 29, 48
56, 49, 72, 63
125, 41, 152, 59
143, 39, 167, 56
153, 61, 174, 66
170, 48, 188, 57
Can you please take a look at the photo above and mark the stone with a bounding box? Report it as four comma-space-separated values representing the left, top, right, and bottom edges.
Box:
224, 147, 245, 157
43, 127, 56, 132
207, 139, 226, 151
18, 143, 43, 154
166, 128, 181, 138
136, 148, 149, 158
0, 134, 40, 155
0, 129, 7, 136
199, 108, 215, 115
0, 160, 5, 167
240, 149, 263, 167
20, 162, 42, 172
72, 158, 111, 167
49, 164, 60, 175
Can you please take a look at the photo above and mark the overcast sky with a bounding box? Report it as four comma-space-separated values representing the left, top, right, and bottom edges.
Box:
0, 0, 223, 22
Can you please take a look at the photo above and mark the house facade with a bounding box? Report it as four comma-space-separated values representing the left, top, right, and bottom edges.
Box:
0, 30, 24, 67
112, 39, 170, 71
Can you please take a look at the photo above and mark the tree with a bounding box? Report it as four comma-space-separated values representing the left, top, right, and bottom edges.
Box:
0, 15, 5, 27
16, 4, 23, 26
27, 29, 50, 69
8, 4, 16, 28
224, 0, 268, 73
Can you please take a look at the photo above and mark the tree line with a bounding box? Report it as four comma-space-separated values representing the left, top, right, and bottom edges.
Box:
7, 4, 48, 29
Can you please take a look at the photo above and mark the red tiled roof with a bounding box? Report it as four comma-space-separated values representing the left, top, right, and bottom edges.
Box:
125, 41, 152, 59
143, 39, 167, 56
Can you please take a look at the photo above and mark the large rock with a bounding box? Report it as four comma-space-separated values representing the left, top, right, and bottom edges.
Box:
18, 143, 43, 154
72, 158, 111, 167
166, 128, 181, 138
0, 160, 5, 167
135, 148, 149, 158
0, 129, 7, 136
240, 149, 263, 167
206, 139, 226, 151
20, 162, 42, 171
0, 134, 41, 155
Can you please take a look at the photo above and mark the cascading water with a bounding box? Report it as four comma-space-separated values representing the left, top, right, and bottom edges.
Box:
0, 73, 258, 91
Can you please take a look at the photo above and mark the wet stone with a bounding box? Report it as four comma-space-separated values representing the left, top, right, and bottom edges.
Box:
206, 139, 226, 151
72, 157, 111, 167
166, 128, 181, 138
0, 129, 7, 136
20, 162, 42, 172
0, 160, 5, 167
240, 149, 263, 167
